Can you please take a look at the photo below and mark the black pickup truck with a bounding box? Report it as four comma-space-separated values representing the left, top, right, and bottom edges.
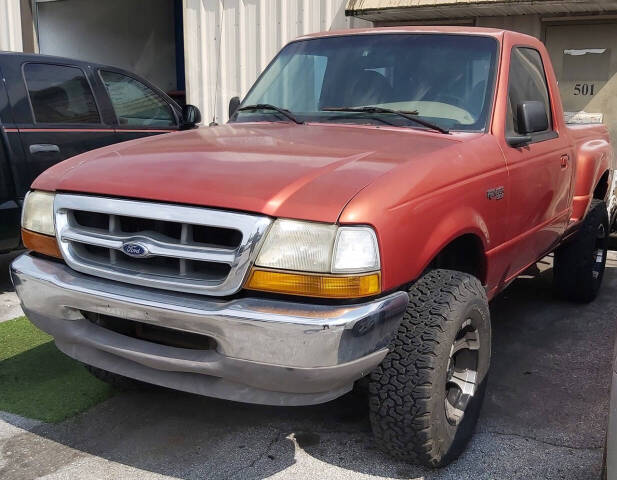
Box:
0, 52, 200, 252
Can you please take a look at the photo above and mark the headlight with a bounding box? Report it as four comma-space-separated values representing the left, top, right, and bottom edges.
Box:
255, 219, 380, 274
255, 219, 337, 272
21, 190, 62, 259
332, 227, 380, 273
248, 219, 381, 298
22, 190, 56, 235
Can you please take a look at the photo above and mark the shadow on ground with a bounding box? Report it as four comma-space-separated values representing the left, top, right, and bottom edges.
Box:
1, 252, 616, 479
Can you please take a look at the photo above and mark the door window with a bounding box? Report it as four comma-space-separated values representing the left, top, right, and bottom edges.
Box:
99, 71, 175, 127
24, 63, 100, 124
506, 48, 553, 137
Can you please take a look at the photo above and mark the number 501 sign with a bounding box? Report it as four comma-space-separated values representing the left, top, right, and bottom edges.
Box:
574, 83, 595, 96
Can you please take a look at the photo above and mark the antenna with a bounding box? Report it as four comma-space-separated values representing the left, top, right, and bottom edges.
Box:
210, 0, 225, 126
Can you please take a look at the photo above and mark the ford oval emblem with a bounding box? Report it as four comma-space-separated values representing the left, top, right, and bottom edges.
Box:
121, 242, 148, 257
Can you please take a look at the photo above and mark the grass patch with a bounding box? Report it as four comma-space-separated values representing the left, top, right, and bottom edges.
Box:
0, 316, 113, 423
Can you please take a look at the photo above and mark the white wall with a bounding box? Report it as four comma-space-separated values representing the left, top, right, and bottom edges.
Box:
37, 0, 177, 92
184, 0, 371, 124
0, 0, 23, 52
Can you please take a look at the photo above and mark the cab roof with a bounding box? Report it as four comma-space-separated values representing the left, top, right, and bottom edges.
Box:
0, 50, 113, 71
296, 25, 535, 43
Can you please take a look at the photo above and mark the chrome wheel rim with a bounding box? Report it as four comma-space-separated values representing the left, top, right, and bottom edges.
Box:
445, 318, 480, 426
593, 223, 607, 280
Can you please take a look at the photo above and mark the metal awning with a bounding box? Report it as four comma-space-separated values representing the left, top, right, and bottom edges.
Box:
345, 0, 617, 22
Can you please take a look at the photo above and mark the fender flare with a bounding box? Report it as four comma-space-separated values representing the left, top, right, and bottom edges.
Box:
416, 206, 489, 282
572, 139, 611, 222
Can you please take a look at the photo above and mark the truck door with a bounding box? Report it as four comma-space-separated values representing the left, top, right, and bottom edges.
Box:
0, 65, 21, 251
3, 58, 117, 184
499, 46, 575, 277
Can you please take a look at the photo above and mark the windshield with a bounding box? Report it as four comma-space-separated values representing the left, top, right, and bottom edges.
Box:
235, 34, 498, 132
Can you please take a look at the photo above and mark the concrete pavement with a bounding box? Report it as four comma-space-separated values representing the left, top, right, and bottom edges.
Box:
0, 252, 615, 479
0, 252, 24, 322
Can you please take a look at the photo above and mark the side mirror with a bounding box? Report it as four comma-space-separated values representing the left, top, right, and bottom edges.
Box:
181, 104, 201, 129
506, 101, 549, 147
229, 96, 241, 119
517, 101, 548, 135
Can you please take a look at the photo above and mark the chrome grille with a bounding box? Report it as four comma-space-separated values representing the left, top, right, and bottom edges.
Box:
54, 194, 272, 296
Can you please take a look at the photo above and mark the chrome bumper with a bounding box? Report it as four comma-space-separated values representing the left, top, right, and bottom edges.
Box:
10, 253, 408, 406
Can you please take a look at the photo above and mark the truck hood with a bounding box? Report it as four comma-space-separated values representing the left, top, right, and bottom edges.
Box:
33, 122, 461, 222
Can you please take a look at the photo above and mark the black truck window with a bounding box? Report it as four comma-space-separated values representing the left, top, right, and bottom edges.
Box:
24, 63, 100, 124
99, 70, 175, 127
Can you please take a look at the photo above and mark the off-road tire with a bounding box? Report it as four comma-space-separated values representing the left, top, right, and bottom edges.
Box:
369, 269, 491, 468
84, 364, 150, 391
554, 199, 608, 303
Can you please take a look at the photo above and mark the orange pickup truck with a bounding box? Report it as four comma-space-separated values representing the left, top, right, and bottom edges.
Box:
11, 26, 614, 467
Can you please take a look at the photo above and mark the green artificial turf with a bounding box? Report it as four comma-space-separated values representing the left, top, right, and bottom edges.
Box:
0, 316, 113, 423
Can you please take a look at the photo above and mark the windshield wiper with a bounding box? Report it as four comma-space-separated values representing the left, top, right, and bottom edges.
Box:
321, 106, 449, 134
237, 104, 304, 124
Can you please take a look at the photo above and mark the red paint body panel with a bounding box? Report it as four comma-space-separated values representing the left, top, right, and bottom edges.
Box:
31, 27, 613, 300
33, 122, 460, 223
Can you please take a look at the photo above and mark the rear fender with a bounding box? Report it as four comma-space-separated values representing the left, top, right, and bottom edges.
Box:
571, 138, 611, 222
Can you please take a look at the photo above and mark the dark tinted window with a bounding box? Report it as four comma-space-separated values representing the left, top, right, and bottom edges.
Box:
506, 48, 552, 135
24, 63, 100, 124
100, 71, 175, 127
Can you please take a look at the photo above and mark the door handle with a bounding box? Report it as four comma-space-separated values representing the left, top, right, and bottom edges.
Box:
560, 154, 569, 169
29, 144, 60, 154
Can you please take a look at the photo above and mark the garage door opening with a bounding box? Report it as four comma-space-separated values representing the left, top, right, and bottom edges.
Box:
35, 0, 184, 101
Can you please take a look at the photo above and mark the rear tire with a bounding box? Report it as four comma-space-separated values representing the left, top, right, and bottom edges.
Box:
84, 365, 150, 391
369, 269, 491, 467
554, 199, 608, 303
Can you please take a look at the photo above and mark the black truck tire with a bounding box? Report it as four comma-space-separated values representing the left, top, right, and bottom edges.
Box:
369, 269, 491, 467
553, 199, 608, 303
84, 364, 150, 391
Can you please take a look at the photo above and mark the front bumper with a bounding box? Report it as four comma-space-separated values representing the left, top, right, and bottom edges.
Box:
10, 253, 408, 406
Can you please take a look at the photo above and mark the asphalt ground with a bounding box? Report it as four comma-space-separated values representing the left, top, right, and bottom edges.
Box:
0, 250, 616, 479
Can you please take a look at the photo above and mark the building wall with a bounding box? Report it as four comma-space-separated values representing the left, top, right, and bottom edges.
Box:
476, 14, 542, 38
20, 0, 37, 53
184, 0, 371, 124
0, 0, 23, 52
37, 0, 177, 92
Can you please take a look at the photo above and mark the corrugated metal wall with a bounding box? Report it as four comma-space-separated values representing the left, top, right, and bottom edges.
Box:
0, 0, 23, 52
183, 0, 370, 124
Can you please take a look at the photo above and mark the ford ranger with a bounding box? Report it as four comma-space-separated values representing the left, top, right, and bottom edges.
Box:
10, 27, 614, 467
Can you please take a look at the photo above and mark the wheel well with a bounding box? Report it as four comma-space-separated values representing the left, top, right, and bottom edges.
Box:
594, 170, 610, 200
430, 234, 486, 283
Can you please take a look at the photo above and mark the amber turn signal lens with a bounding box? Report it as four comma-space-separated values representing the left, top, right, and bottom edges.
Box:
22, 228, 62, 259
245, 269, 381, 298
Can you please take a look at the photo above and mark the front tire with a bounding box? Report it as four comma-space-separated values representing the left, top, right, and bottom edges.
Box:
554, 199, 608, 303
369, 269, 491, 467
